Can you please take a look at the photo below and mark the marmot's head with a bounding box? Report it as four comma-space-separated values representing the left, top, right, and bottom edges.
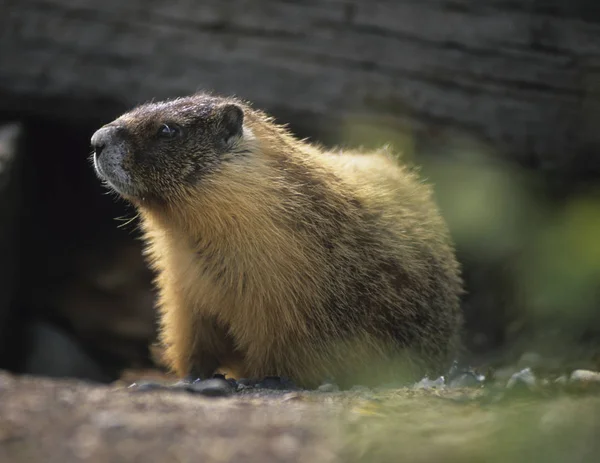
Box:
90, 94, 251, 203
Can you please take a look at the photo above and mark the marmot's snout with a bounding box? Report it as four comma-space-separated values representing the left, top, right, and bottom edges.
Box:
91, 125, 138, 197
91, 125, 120, 156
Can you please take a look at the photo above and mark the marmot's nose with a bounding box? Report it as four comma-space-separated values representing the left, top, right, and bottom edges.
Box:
91, 126, 122, 156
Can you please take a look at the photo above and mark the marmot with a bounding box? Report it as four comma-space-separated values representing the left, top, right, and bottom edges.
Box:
90, 93, 463, 389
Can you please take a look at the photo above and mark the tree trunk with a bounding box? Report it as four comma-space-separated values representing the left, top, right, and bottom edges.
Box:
2, 0, 600, 180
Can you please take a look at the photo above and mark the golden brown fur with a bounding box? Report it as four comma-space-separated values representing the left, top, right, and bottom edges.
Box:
91, 93, 463, 389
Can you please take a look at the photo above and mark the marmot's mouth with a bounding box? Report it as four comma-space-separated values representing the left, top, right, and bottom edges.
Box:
93, 151, 142, 199
92, 151, 104, 177
102, 175, 141, 199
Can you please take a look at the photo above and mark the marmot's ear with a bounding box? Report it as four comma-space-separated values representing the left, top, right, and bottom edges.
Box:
216, 103, 244, 148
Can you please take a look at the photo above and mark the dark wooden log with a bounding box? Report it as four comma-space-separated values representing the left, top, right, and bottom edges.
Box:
2, 0, 600, 181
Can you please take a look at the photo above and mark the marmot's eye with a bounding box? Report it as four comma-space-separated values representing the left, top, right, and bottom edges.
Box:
158, 123, 180, 138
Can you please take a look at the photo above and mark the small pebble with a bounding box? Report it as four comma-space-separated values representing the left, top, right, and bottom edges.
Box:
182, 374, 202, 383
554, 375, 568, 385
569, 369, 600, 384
226, 378, 238, 388
129, 381, 169, 392
210, 374, 238, 388
281, 392, 303, 402
413, 376, 445, 389
317, 382, 339, 393
506, 367, 536, 389
237, 383, 252, 392
172, 383, 193, 391
237, 378, 256, 387
171, 380, 194, 390
188, 378, 233, 397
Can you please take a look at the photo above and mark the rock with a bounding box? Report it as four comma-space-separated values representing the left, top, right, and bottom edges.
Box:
210, 373, 238, 389
226, 378, 238, 388
554, 375, 569, 386
188, 378, 234, 397
117, 368, 175, 387
317, 383, 340, 393
237, 383, 252, 392
569, 370, 600, 384
129, 377, 236, 396
237, 378, 257, 387
446, 362, 486, 388
172, 379, 193, 389
506, 368, 537, 390
281, 392, 304, 402
129, 381, 170, 392
413, 376, 445, 389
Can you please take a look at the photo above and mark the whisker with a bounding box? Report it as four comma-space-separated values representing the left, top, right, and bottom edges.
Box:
116, 213, 140, 229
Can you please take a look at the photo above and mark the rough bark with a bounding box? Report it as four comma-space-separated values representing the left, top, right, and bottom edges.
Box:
2, 0, 600, 178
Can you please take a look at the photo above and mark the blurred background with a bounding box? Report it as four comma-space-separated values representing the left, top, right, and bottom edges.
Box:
1, 0, 599, 384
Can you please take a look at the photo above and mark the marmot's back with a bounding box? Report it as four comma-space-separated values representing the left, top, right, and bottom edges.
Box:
297, 149, 463, 385
90, 93, 463, 388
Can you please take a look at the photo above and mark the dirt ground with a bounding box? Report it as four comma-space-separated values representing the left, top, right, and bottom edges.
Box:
0, 371, 339, 463
1, 370, 600, 463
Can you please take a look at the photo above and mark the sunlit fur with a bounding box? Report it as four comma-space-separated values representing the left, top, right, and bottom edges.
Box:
92, 93, 464, 389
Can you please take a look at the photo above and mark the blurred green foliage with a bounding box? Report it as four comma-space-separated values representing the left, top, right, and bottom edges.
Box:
337, 118, 600, 362
335, 390, 600, 463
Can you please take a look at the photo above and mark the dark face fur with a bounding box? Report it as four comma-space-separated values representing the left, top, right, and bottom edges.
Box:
90, 95, 246, 202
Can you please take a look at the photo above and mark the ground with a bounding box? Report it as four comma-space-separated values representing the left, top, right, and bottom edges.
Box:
1, 370, 599, 463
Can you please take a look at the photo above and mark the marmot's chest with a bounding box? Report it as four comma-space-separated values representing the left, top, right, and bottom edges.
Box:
163, 229, 324, 315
